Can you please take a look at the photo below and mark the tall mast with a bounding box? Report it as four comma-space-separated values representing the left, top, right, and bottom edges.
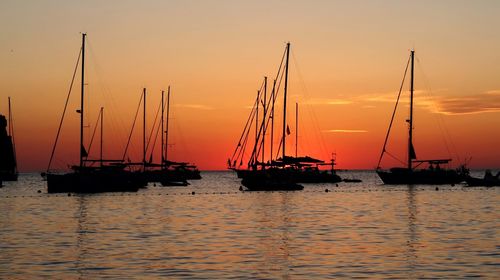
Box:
408, 50, 415, 170
165, 86, 171, 163
270, 79, 276, 161
282, 42, 290, 159
143, 87, 146, 168
161, 90, 165, 167
255, 89, 259, 166
79, 33, 86, 168
8, 97, 12, 136
262, 76, 267, 165
8, 96, 17, 172
295, 102, 298, 157
100, 107, 103, 167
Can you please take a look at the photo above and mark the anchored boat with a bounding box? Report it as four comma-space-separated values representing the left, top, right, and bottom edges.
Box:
45, 33, 142, 193
376, 50, 468, 185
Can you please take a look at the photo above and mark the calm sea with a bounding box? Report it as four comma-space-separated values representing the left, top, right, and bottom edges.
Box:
0, 171, 498, 279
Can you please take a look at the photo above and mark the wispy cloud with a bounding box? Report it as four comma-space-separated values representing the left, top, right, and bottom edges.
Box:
364, 90, 437, 104
361, 89, 500, 115
323, 129, 368, 133
303, 98, 353, 106
434, 90, 500, 115
175, 104, 215, 110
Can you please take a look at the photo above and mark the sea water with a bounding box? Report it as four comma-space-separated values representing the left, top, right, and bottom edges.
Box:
0, 171, 498, 279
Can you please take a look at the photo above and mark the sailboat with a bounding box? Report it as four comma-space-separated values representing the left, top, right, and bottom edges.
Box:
45, 33, 142, 193
230, 43, 339, 190
160, 86, 201, 182
376, 50, 468, 185
233, 103, 340, 184
125, 87, 200, 186
0, 97, 18, 181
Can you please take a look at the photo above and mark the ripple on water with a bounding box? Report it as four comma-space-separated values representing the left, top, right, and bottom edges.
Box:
0, 171, 498, 279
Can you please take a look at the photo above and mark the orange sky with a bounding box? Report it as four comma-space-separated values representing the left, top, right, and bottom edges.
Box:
1, 0, 500, 172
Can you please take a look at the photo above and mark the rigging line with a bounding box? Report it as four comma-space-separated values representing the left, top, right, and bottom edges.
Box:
146, 95, 162, 156
249, 50, 287, 165
237, 103, 257, 167
291, 49, 329, 158
415, 56, 461, 164
237, 125, 252, 167
237, 45, 288, 167
274, 46, 288, 85
250, 79, 272, 165
376, 54, 411, 169
230, 94, 258, 163
273, 61, 286, 160
47, 47, 82, 172
246, 47, 287, 166
275, 135, 283, 159
87, 38, 129, 153
122, 92, 144, 161
248, 79, 268, 163
243, 105, 258, 166
150, 96, 168, 162
385, 150, 406, 166
87, 108, 103, 159
255, 74, 287, 164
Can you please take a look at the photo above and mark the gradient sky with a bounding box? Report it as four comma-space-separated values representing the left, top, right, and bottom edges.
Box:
1, 0, 500, 171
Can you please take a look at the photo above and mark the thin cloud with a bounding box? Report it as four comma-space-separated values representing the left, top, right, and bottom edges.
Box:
365, 89, 500, 115
324, 129, 368, 133
304, 98, 353, 106
364, 90, 434, 103
434, 90, 500, 115
175, 104, 215, 110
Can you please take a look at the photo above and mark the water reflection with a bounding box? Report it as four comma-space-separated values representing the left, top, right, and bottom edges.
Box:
76, 195, 89, 280
406, 186, 420, 278
252, 192, 296, 279
0, 172, 498, 279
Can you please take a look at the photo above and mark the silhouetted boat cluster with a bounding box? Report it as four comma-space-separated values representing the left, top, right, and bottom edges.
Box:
4, 35, 499, 192
228, 43, 342, 191
44, 34, 200, 194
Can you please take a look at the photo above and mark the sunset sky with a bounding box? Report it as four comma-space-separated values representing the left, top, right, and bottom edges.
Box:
1, 0, 500, 172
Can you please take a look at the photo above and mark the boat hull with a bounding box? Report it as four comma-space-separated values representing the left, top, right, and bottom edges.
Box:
0, 172, 18, 181
236, 168, 341, 183
377, 168, 464, 185
238, 169, 304, 191
47, 170, 142, 193
140, 169, 187, 185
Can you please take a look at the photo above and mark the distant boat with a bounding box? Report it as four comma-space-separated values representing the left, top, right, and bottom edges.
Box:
45, 33, 142, 193
465, 170, 500, 187
230, 43, 340, 190
0, 97, 18, 181
160, 87, 201, 182
124, 87, 199, 187
376, 50, 468, 185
